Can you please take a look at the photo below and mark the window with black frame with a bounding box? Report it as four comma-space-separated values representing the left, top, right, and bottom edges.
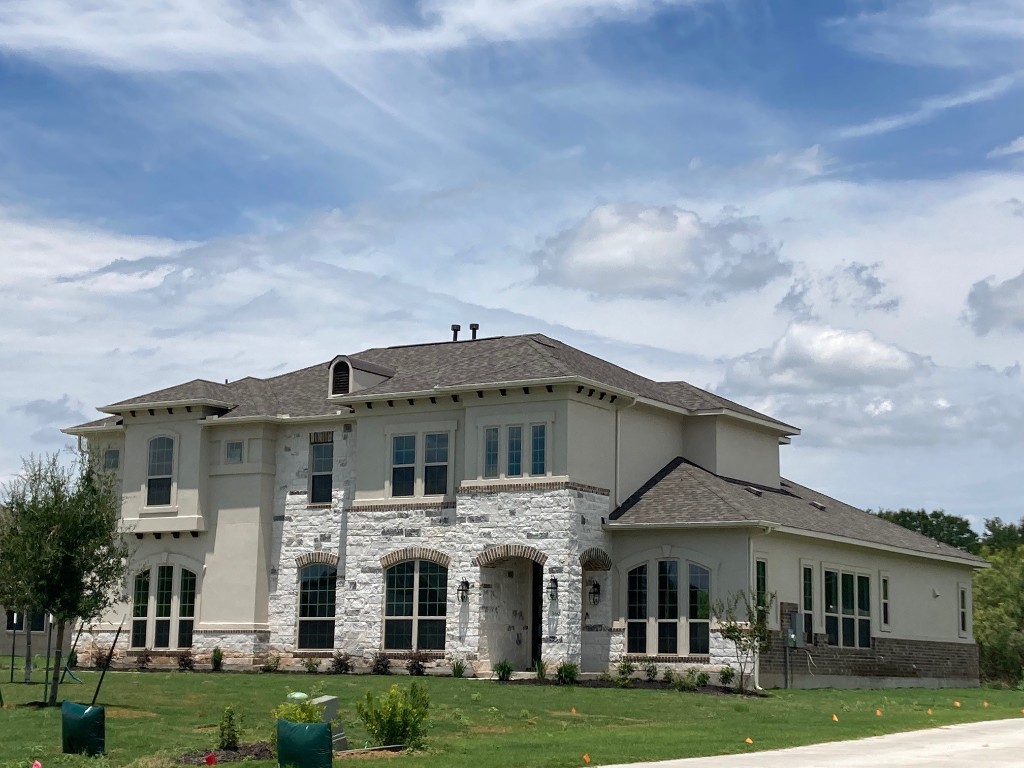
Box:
383, 560, 447, 651
298, 563, 337, 649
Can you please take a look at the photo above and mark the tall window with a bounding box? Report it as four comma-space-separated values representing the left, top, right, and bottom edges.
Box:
627, 560, 710, 656
802, 565, 814, 643
507, 426, 523, 477
383, 561, 447, 651
391, 435, 416, 497
483, 427, 499, 478
755, 559, 767, 623
880, 574, 891, 630
225, 440, 244, 464
688, 564, 711, 654
958, 584, 969, 637
423, 433, 449, 495
824, 569, 870, 648
147, 436, 173, 506
130, 564, 198, 649
298, 564, 337, 649
309, 433, 334, 504
530, 424, 546, 475
626, 564, 648, 653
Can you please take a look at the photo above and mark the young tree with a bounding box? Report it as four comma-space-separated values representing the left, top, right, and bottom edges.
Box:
973, 543, 1024, 684
712, 590, 776, 693
874, 508, 980, 553
0, 453, 130, 705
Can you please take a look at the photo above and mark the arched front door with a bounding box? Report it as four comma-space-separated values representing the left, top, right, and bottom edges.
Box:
474, 544, 547, 670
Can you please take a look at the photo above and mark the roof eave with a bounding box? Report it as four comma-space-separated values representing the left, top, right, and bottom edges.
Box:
771, 525, 989, 568
605, 520, 777, 532
631, 396, 798, 435
99, 398, 236, 415
202, 412, 355, 426
62, 423, 124, 437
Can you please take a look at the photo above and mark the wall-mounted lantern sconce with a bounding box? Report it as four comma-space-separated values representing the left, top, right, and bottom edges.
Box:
457, 579, 470, 603
547, 577, 559, 601
588, 581, 601, 605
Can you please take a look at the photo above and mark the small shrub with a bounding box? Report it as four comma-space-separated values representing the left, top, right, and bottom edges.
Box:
406, 651, 428, 677
450, 657, 466, 678
644, 662, 658, 682
719, 665, 736, 687
219, 706, 240, 751
211, 646, 224, 672
555, 661, 579, 685
356, 681, 430, 748
661, 668, 675, 684
330, 651, 352, 674
302, 657, 322, 674
494, 659, 514, 682
534, 658, 548, 681
371, 652, 392, 676
177, 650, 195, 671
616, 660, 635, 678
260, 653, 281, 673
134, 651, 151, 671
673, 667, 700, 692
696, 670, 710, 688
270, 691, 326, 756
89, 645, 110, 670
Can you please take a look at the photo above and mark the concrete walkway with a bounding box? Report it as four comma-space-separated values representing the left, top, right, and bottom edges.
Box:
601, 718, 1024, 768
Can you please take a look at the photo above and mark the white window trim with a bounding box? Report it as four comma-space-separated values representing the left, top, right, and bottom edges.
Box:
879, 570, 892, 632
309, 437, 334, 505
623, 556, 711, 657
822, 563, 872, 649
144, 432, 179, 510
957, 582, 970, 638
384, 420, 458, 499
474, 412, 555, 481
129, 555, 202, 651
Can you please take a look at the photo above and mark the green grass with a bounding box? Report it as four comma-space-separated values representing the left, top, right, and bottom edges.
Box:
0, 669, 1022, 768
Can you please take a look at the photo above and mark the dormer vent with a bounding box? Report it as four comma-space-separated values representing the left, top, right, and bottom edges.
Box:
809, 501, 826, 511
743, 486, 763, 498
330, 360, 351, 396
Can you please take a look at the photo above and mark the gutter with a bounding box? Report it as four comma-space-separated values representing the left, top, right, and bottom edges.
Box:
99, 397, 236, 415
604, 520, 779, 532
770, 525, 989, 569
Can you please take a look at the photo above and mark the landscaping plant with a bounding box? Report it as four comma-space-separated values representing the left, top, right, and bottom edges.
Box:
718, 665, 736, 688
493, 659, 514, 682
534, 659, 547, 681
218, 706, 239, 751
371, 652, 392, 675
712, 589, 776, 693
211, 647, 224, 672
450, 657, 466, 678
355, 681, 430, 749
259, 653, 280, 673
555, 661, 579, 685
177, 650, 195, 671
644, 662, 658, 682
330, 651, 352, 674
302, 657, 322, 674
270, 689, 327, 756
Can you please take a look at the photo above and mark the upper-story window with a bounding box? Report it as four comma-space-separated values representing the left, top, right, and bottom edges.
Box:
225, 440, 244, 464
386, 422, 456, 498
147, 436, 174, 506
479, 422, 546, 480
103, 448, 120, 471
309, 432, 334, 505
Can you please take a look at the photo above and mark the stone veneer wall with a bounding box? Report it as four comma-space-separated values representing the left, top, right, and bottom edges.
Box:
759, 631, 980, 687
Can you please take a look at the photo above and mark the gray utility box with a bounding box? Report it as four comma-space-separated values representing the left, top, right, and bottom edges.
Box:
312, 695, 348, 751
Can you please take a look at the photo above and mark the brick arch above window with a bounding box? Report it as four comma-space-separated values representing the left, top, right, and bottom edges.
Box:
579, 547, 612, 571
380, 546, 451, 570
295, 551, 339, 569
473, 543, 548, 567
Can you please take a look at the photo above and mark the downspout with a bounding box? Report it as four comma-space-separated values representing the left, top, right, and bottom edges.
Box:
748, 525, 774, 691
613, 396, 638, 508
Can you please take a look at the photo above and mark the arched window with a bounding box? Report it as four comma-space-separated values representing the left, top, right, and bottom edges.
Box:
298, 564, 337, 649
625, 559, 711, 657
383, 560, 447, 651
147, 436, 174, 506
130, 564, 198, 649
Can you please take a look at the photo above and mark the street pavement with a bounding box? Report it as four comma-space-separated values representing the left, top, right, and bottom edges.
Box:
601, 718, 1024, 768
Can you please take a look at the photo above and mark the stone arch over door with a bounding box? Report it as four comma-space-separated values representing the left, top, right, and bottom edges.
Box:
579, 547, 612, 571
472, 543, 548, 567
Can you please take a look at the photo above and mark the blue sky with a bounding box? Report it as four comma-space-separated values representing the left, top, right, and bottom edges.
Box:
1, 0, 1022, 529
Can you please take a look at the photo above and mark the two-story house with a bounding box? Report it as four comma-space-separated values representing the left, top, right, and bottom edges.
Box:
64, 330, 984, 687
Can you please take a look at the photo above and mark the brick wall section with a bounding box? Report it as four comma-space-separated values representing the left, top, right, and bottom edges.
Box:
760, 631, 979, 680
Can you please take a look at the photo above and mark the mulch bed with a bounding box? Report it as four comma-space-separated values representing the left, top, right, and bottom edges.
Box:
179, 743, 274, 764
502, 679, 762, 695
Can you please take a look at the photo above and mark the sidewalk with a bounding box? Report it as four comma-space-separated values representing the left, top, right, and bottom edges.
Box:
601, 718, 1024, 768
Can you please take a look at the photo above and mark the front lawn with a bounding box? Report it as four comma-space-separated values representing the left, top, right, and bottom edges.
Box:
0, 666, 1021, 768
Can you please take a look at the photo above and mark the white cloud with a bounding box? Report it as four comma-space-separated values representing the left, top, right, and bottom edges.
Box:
531, 203, 791, 300
723, 323, 925, 393
988, 135, 1024, 158
834, 74, 1019, 140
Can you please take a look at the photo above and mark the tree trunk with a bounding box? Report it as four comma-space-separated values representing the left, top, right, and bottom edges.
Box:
22, 610, 32, 683
48, 620, 65, 706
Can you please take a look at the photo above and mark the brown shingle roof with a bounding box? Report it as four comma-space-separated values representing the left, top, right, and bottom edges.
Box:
608, 457, 986, 565
70, 334, 794, 431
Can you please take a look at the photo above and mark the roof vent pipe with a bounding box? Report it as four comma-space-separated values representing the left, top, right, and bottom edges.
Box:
470, 323, 479, 340
451, 324, 461, 341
